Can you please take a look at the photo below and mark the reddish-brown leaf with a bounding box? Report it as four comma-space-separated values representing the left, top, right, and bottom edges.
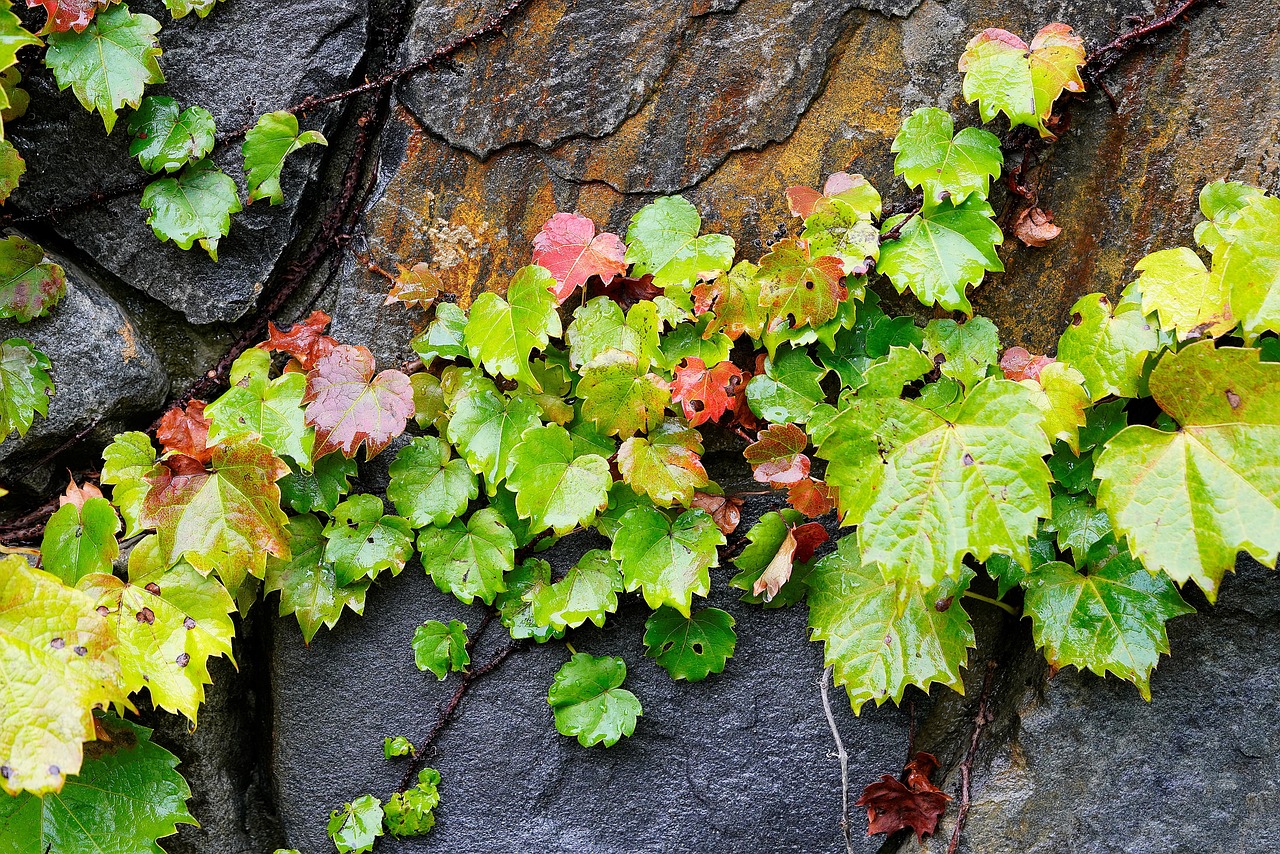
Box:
857, 752, 951, 842
751, 521, 829, 600
790, 521, 829, 563
59, 477, 105, 510
1012, 205, 1062, 247
999, 346, 1055, 382
730, 364, 761, 433
671, 357, 746, 427
259, 310, 339, 372
587, 272, 661, 311
384, 262, 441, 308
690, 491, 743, 535
303, 344, 414, 459
28, 0, 115, 32
533, 212, 628, 304
156, 400, 213, 465
744, 423, 810, 485
787, 477, 836, 517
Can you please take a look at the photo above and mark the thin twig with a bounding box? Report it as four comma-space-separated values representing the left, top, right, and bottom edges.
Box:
819, 666, 854, 854
1085, 0, 1209, 84
947, 659, 998, 854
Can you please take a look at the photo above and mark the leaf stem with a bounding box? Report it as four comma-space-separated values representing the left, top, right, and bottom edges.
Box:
962, 590, 1019, 616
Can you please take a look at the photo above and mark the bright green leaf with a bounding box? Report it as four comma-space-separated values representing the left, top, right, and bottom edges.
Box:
577, 349, 670, 439
412, 619, 469, 680
387, 435, 478, 527
611, 505, 724, 616
243, 110, 328, 205
878, 196, 1003, 314
643, 606, 736, 681
416, 507, 514, 606
0, 337, 52, 439
40, 495, 119, 585
127, 96, 215, 174
264, 513, 368, 643
1056, 293, 1159, 401
891, 107, 1002, 206
547, 653, 641, 748
506, 423, 612, 535
624, 196, 735, 289
140, 159, 242, 260
327, 794, 383, 854
464, 265, 562, 390
529, 549, 623, 630
322, 494, 413, 586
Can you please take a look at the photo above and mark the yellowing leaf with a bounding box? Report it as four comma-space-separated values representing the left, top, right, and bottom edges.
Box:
959, 24, 1085, 137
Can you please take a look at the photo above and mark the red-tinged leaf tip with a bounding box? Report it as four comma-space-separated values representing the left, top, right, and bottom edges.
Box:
857, 752, 951, 842
156, 400, 213, 465
822, 171, 858, 197
28, 0, 113, 33
786, 186, 823, 219
532, 212, 627, 304
259, 310, 338, 371
960, 27, 1030, 67
303, 344, 414, 460
671, 357, 746, 427
999, 346, 1055, 382
744, 423, 810, 486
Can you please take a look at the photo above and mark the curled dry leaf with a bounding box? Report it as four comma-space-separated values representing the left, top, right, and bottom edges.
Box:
857, 751, 952, 842
999, 346, 1055, 381
384, 262, 441, 308
689, 491, 743, 536
59, 477, 105, 509
744, 423, 810, 485
751, 521, 828, 600
671, 357, 747, 427
259, 309, 339, 372
1013, 205, 1062, 247
532, 212, 628, 304
156, 399, 213, 464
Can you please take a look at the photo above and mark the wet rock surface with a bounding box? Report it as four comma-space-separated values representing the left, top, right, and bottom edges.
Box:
2, 0, 1279, 850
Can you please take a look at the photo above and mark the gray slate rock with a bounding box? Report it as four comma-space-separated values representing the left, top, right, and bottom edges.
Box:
8, 0, 368, 324
0, 250, 168, 491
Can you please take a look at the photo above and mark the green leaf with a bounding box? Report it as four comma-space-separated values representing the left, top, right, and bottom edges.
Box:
577, 349, 671, 439
0, 138, 24, 204
78, 567, 235, 724
1056, 293, 1159, 401
1023, 550, 1193, 700
162, 0, 224, 19
922, 316, 999, 393
141, 441, 290, 596
495, 558, 564, 643
140, 159, 242, 260
1042, 493, 1112, 565
243, 110, 328, 205
1194, 179, 1263, 252
204, 348, 312, 466
529, 549, 623, 630
0, 555, 126, 796
446, 375, 542, 492
0, 236, 66, 323
643, 606, 736, 681
814, 378, 1052, 588
729, 508, 810, 607
745, 345, 826, 423
322, 494, 413, 586
384, 767, 440, 837
412, 619, 469, 680
806, 536, 974, 712
624, 196, 735, 289
692, 260, 766, 341
617, 418, 707, 508
565, 296, 663, 370
878, 196, 1003, 314
799, 183, 882, 277
387, 435, 479, 527
101, 431, 159, 538
1023, 361, 1090, 453
959, 24, 1085, 137
416, 507, 515, 606
327, 794, 383, 854
464, 265, 562, 390
411, 302, 469, 364
127, 96, 215, 174
40, 495, 119, 584
506, 423, 612, 535
0, 2, 37, 74
278, 453, 357, 514
657, 315, 732, 372
1095, 342, 1280, 601
0, 337, 52, 439
0, 715, 196, 854
547, 653, 642, 748
44, 5, 162, 133
1125, 247, 1232, 341
611, 505, 724, 616
756, 238, 848, 330
265, 513, 368, 643
985, 528, 1057, 597
411, 371, 447, 430
858, 345, 932, 399
383, 736, 414, 758
891, 107, 1003, 206
1211, 193, 1280, 342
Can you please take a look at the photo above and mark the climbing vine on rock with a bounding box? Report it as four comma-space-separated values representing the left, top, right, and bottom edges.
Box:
1, 8, 1273, 854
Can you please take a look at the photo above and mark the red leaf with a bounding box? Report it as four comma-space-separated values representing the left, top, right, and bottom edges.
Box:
671, 357, 746, 427
999, 346, 1054, 382
28, 0, 115, 32
857, 752, 951, 842
303, 344, 414, 459
789, 522, 828, 563
690, 491, 743, 535
532, 212, 628, 304
787, 477, 835, 517
730, 364, 761, 433
259, 310, 339, 372
156, 400, 213, 465
744, 423, 810, 485
587, 272, 661, 310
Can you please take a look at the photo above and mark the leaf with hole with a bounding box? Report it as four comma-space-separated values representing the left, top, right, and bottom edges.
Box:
643, 606, 736, 681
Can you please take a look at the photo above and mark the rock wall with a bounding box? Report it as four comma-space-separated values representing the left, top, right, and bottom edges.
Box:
3, 0, 1279, 851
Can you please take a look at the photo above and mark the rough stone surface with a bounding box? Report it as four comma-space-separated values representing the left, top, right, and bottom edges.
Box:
9, 0, 368, 324
0, 249, 168, 491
